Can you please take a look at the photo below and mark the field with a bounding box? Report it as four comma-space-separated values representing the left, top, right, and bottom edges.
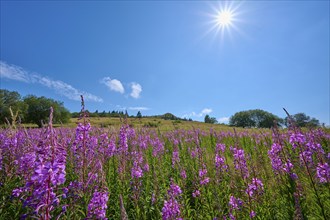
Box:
0, 109, 329, 220
20, 116, 232, 132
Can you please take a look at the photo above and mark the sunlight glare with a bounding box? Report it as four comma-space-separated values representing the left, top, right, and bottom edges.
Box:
217, 10, 233, 27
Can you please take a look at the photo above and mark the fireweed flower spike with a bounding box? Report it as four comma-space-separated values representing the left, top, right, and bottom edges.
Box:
87, 190, 109, 219
162, 181, 182, 220
316, 162, 330, 183
230, 147, 249, 179
246, 178, 264, 197
16, 107, 67, 219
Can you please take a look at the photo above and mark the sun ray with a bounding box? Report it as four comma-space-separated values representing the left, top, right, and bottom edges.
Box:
200, 1, 244, 45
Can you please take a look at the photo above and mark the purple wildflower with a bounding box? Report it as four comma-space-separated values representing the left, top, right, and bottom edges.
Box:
162, 182, 182, 220
216, 143, 226, 153
289, 131, 306, 149
268, 143, 283, 173
172, 150, 180, 168
162, 198, 181, 220
229, 196, 243, 210
316, 163, 330, 183
250, 210, 256, 218
169, 182, 182, 197
230, 147, 249, 179
180, 170, 187, 179
192, 190, 200, 198
87, 190, 109, 219
215, 153, 228, 171
246, 178, 264, 197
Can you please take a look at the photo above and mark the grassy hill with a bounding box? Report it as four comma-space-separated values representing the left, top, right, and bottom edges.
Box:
69, 116, 231, 132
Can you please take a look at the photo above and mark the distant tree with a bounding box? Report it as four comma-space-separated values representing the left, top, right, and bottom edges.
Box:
285, 113, 320, 128
229, 111, 255, 128
71, 112, 80, 118
229, 109, 281, 128
162, 113, 178, 120
136, 111, 142, 118
0, 89, 28, 124
204, 114, 218, 124
23, 95, 70, 127
100, 110, 106, 117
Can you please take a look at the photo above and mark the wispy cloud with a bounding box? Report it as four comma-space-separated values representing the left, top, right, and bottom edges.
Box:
0, 61, 30, 82
0, 61, 103, 102
182, 108, 213, 118
128, 106, 149, 111
101, 77, 125, 94
218, 117, 230, 124
130, 82, 142, 99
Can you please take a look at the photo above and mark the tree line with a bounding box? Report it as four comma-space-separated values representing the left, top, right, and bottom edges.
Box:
1, 89, 321, 128
204, 109, 320, 128
0, 89, 71, 127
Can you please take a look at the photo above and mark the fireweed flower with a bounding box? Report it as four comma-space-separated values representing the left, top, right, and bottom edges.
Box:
119, 125, 129, 153
229, 196, 243, 210
216, 143, 226, 153
192, 190, 200, 198
87, 190, 109, 219
215, 153, 228, 171
172, 150, 180, 168
268, 143, 297, 179
199, 165, 210, 185
131, 151, 144, 179
230, 147, 249, 179
162, 198, 181, 220
250, 210, 256, 218
268, 143, 283, 173
246, 178, 264, 197
151, 137, 165, 157
162, 182, 182, 220
16, 107, 67, 219
180, 170, 187, 179
169, 182, 182, 197
289, 131, 306, 149
316, 162, 330, 183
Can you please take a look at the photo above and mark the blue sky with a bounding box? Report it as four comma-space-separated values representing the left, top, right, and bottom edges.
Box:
1, 1, 329, 125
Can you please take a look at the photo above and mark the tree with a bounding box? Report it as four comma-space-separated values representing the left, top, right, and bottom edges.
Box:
204, 114, 218, 124
0, 89, 28, 124
136, 111, 142, 118
285, 113, 320, 128
229, 109, 281, 128
23, 95, 70, 127
229, 111, 255, 128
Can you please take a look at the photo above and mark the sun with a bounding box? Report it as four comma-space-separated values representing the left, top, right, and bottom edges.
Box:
203, 1, 243, 42
216, 10, 233, 27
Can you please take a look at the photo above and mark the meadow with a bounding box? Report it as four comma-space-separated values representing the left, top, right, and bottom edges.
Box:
0, 106, 329, 220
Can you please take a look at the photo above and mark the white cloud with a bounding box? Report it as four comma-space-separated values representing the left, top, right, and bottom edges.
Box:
101, 77, 125, 94
0, 61, 103, 102
130, 83, 142, 99
201, 108, 213, 115
0, 61, 30, 82
218, 117, 230, 124
182, 108, 213, 118
128, 106, 149, 111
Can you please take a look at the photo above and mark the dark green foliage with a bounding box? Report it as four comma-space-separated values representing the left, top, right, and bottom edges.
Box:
0, 90, 70, 127
285, 113, 320, 128
161, 113, 180, 120
229, 109, 282, 128
0, 89, 28, 124
204, 115, 218, 124
23, 95, 70, 127
137, 111, 142, 118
